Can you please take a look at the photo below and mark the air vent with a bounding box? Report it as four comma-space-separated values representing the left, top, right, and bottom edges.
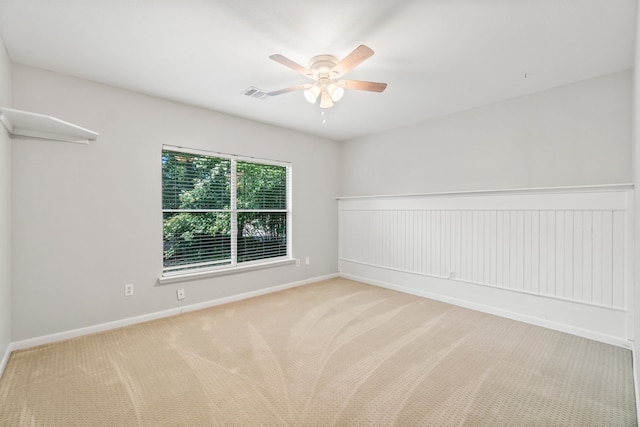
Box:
242, 87, 268, 100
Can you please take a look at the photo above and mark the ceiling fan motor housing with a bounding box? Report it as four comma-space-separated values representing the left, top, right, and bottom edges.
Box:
308, 55, 340, 79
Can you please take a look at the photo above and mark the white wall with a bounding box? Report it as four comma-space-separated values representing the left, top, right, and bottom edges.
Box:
10, 65, 340, 341
0, 38, 12, 370
338, 67, 634, 347
633, 0, 640, 413
340, 70, 632, 197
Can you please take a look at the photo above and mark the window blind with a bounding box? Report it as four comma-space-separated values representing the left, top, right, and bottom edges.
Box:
162, 147, 290, 276
236, 161, 288, 263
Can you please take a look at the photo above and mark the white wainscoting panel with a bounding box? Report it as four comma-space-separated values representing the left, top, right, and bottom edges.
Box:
338, 186, 633, 345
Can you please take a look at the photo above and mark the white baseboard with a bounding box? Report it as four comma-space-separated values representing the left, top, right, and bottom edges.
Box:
0, 342, 11, 379
633, 342, 640, 424
341, 272, 631, 349
8, 273, 338, 354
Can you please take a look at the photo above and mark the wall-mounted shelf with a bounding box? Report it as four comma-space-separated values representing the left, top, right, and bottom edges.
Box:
0, 107, 98, 144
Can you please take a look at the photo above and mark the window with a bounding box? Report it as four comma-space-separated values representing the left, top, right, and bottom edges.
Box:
161, 146, 291, 277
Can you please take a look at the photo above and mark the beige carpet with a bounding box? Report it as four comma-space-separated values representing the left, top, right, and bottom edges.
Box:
0, 278, 636, 426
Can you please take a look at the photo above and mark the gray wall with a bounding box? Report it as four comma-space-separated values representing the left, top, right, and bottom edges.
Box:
0, 39, 11, 363
11, 65, 340, 341
339, 70, 632, 197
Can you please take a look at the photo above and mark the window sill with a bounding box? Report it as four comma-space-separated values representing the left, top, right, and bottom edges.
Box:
157, 258, 296, 285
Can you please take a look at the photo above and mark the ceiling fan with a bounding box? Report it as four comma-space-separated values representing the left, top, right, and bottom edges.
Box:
267, 44, 387, 109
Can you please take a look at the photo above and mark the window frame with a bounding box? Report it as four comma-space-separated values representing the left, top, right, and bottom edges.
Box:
160, 145, 293, 283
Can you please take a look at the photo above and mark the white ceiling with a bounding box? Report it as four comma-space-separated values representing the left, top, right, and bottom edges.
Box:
0, 0, 636, 141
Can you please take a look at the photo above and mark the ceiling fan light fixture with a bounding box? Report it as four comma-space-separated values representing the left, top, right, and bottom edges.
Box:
319, 87, 334, 109
303, 85, 321, 103
329, 84, 344, 102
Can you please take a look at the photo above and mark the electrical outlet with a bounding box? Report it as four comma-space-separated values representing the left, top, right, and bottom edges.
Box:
305, 257, 310, 265
124, 284, 134, 297
449, 271, 455, 279
295, 258, 301, 267
176, 288, 185, 300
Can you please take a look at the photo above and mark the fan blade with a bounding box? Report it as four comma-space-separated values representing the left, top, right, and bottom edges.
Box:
267, 84, 311, 96
269, 54, 314, 78
331, 45, 374, 77
340, 80, 387, 92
